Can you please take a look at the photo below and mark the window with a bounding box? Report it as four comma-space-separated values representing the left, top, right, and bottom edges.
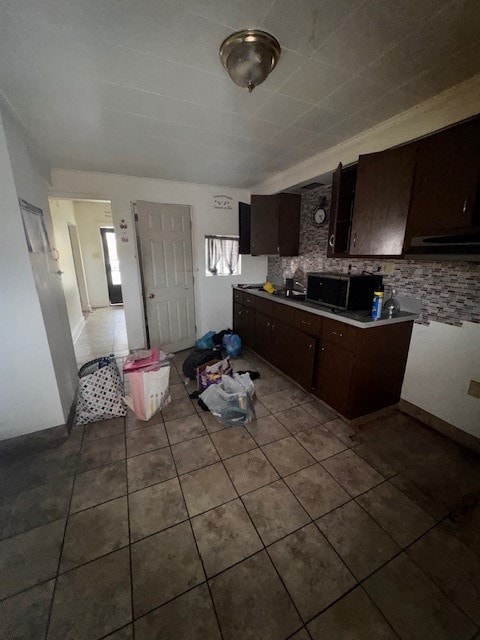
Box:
205, 235, 241, 276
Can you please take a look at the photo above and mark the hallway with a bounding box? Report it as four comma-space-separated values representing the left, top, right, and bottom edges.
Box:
74, 307, 128, 367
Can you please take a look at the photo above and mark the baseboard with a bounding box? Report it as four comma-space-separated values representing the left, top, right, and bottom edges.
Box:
399, 399, 480, 455
72, 316, 86, 344
65, 397, 77, 435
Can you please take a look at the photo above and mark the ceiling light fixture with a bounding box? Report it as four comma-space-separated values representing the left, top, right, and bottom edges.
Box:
219, 29, 281, 93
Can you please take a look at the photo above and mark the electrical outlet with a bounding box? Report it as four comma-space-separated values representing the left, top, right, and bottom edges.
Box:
467, 380, 480, 398
381, 262, 395, 275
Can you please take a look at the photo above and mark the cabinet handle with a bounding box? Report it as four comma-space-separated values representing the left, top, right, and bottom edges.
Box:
271, 323, 275, 329
463, 198, 469, 214
301, 320, 310, 326
353, 233, 357, 248
308, 343, 313, 349
329, 234, 334, 247
331, 331, 343, 337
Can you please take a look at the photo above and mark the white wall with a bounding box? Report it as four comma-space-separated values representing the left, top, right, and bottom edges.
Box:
50, 198, 85, 341
0, 107, 76, 439
50, 170, 268, 349
402, 322, 480, 438
73, 200, 113, 308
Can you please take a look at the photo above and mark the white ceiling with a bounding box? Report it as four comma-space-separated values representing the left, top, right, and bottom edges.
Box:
0, 0, 479, 188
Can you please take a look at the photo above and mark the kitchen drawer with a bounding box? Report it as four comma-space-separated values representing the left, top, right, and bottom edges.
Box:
294, 309, 322, 337
233, 289, 244, 304
255, 296, 273, 317
323, 318, 356, 351
242, 292, 257, 309
271, 301, 295, 326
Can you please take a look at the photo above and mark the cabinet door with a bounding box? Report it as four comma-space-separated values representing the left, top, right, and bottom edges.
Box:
350, 144, 417, 256
327, 163, 357, 257
242, 307, 256, 349
270, 320, 295, 376
239, 202, 251, 254
292, 330, 316, 391
407, 117, 480, 238
314, 341, 354, 417
250, 196, 279, 255
278, 193, 301, 256
255, 311, 272, 360
233, 302, 244, 336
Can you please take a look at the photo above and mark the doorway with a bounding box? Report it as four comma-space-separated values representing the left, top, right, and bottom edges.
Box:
136, 200, 196, 352
100, 227, 123, 305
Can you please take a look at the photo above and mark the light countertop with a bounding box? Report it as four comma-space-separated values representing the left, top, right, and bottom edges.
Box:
233, 286, 418, 329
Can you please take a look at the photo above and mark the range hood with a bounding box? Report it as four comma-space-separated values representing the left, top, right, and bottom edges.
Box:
406, 232, 480, 262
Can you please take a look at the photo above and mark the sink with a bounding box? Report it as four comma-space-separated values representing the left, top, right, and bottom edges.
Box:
273, 291, 306, 301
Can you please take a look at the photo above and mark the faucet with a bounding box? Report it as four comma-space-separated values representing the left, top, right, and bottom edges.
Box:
294, 281, 306, 294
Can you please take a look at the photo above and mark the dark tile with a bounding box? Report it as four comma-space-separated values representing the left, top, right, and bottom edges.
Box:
289, 631, 310, 640
192, 499, 262, 577
161, 398, 197, 422
127, 447, 176, 492
253, 398, 271, 418
364, 554, 476, 640
70, 460, 127, 513
210, 427, 257, 458
274, 405, 320, 434
125, 409, 163, 432
443, 503, 480, 555
172, 434, 219, 474
356, 481, 435, 547
224, 448, 279, 495
317, 501, 400, 580
254, 377, 286, 397
302, 402, 336, 423
323, 418, 357, 446
165, 413, 206, 444
295, 425, 347, 461
260, 391, 298, 413
169, 382, 189, 400
210, 550, 301, 640
135, 584, 221, 640
2, 477, 73, 538
105, 625, 133, 639
321, 450, 384, 497
308, 587, 399, 640
60, 497, 129, 571
0, 579, 54, 640
131, 521, 204, 617
243, 480, 310, 545
180, 463, 237, 517
48, 548, 132, 640
269, 523, 355, 621
262, 436, 315, 476
0, 518, 64, 600
389, 473, 449, 520
200, 412, 226, 433
83, 417, 125, 441
79, 433, 126, 471
126, 423, 168, 457
129, 477, 187, 542
246, 414, 290, 445
282, 386, 312, 405
407, 525, 480, 625
352, 441, 400, 478
284, 464, 350, 519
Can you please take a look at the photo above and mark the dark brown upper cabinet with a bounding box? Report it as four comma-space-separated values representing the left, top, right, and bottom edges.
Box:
238, 202, 251, 255
249, 193, 301, 256
405, 116, 480, 242
349, 144, 417, 256
327, 163, 357, 257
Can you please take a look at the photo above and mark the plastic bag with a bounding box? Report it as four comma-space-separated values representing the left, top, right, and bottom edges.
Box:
223, 333, 242, 357
195, 331, 216, 350
199, 373, 255, 426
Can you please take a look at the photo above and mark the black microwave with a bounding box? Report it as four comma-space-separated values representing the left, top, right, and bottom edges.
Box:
306, 272, 382, 311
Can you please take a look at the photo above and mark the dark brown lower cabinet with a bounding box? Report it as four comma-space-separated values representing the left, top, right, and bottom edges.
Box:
270, 320, 295, 377
233, 302, 244, 336
255, 312, 272, 361
314, 341, 354, 417
242, 307, 256, 349
292, 330, 316, 391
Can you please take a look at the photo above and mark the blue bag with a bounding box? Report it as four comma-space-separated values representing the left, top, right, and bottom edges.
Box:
223, 333, 242, 358
195, 331, 215, 350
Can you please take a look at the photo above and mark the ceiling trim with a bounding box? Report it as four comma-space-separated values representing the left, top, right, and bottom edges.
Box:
251, 73, 480, 194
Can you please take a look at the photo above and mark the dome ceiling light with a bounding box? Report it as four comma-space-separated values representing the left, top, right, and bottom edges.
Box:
219, 29, 281, 93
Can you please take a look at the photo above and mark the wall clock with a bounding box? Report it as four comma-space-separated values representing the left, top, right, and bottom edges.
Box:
313, 197, 328, 226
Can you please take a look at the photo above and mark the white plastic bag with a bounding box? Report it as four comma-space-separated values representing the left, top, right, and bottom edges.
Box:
200, 373, 255, 426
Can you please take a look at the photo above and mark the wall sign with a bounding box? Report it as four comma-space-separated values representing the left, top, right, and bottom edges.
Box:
213, 195, 233, 210
19, 199, 51, 253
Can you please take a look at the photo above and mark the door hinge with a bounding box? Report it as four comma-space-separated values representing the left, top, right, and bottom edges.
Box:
134, 213, 139, 221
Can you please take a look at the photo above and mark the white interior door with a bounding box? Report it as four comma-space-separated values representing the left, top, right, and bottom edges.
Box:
136, 201, 195, 352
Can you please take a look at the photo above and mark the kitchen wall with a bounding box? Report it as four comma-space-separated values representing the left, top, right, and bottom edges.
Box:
49, 169, 268, 348
72, 200, 113, 308
50, 198, 85, 341
0, 105, 77, 439
268, 186, 480, 439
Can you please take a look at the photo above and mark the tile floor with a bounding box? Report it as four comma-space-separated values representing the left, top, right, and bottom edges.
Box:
1, 349, 480, 639
74, 306, 128, 367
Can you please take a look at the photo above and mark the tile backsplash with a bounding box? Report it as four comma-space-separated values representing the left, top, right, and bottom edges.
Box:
268, 186, 480, 326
